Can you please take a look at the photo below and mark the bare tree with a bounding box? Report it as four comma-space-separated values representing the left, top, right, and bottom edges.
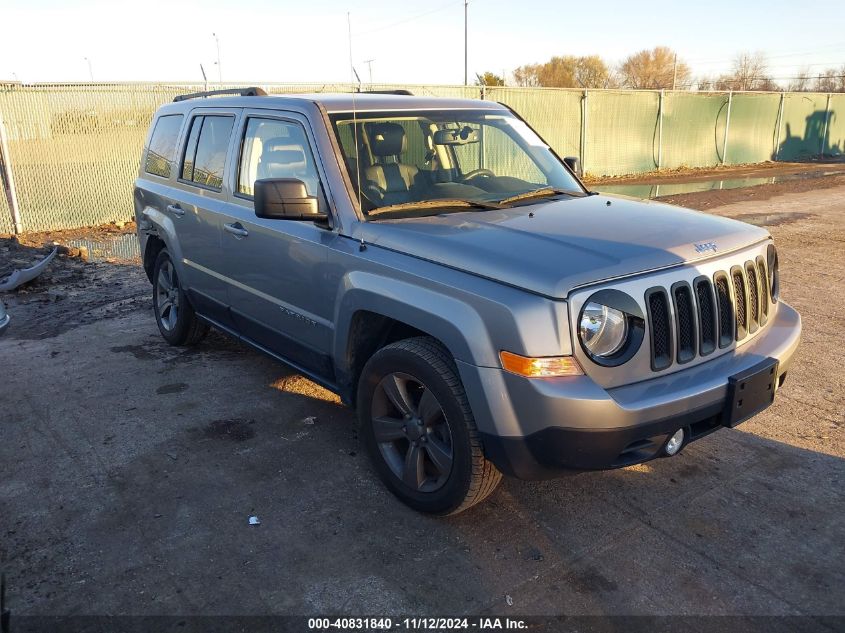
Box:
814, 66, 845, 92
618, 46, 691, 89
725, 51, 771, 90
788, 67, 812, 92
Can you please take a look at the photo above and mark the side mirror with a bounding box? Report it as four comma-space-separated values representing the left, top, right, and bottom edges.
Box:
254, 178, 327, 222
563, 156, 583, 178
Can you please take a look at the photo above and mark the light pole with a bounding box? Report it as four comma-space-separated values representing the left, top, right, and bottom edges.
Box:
464, 0, 468, 86
213, 33, 222, 84
363, 59, 375, 84
84, 57, 93, 82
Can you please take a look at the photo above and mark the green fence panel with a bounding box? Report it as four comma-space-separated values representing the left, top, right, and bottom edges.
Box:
586, 90, 659, 177
661, 91, 727, 169
0, 83, 841, 233
726, 92, 782, 164
777, 92, 830, 160
486, 87, 582, 162
824, 94, 844, 156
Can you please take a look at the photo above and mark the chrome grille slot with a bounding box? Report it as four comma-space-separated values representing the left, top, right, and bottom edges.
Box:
672, 282, 697, 364
694, 276, 717, 356
645, 288, 673, 371
731, 266, 748, 341
713, 272, 734, 349
757, 256, 769, 326
746, 261, 760, 334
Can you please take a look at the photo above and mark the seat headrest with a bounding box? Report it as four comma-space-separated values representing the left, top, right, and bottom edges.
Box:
261, 149, 306, 174
263, 136, 295, 153
365, 122, 405, 157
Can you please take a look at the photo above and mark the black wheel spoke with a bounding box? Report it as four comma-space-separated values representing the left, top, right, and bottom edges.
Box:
403, 443, 426, 489
424, 437, 453, 475
372, 416, 406, 443
383, 374, 414, 417
417, 388, 441, 425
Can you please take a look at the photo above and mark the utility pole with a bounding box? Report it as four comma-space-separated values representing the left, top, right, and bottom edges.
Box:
672, 52, 677, 90
84, 57, 93, 82
213, 33, 222, 84
464, 0, 468, 86
363, 59, 375, 84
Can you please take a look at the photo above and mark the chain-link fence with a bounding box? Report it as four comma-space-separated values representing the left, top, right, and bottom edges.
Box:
0, 82, 842, 234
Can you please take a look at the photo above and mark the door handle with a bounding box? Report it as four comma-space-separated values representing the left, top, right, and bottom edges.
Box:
166, 204, 185, 217
223, 222, 249, 238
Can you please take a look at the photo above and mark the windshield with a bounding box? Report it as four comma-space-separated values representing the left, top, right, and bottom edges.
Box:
328, 109, 584, 219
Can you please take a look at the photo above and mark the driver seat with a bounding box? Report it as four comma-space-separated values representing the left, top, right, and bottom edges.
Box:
363, 123, 419, 205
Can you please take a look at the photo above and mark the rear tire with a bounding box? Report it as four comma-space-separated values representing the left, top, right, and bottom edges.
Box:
357, 336, 502, 515
152, 249, 208, 346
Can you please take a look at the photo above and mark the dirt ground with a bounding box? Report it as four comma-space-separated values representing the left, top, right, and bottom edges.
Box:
584, 158, 845, 185
0, 171, 843, 620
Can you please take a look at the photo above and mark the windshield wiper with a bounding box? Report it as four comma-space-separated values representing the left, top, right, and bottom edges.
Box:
497, 187, 576, 206
367, 198, 502, 218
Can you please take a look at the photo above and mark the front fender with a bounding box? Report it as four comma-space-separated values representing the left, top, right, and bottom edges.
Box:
332, 270, 497, 370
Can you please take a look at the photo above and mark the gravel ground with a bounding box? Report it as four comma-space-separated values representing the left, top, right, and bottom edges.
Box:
0, 175, 843, 620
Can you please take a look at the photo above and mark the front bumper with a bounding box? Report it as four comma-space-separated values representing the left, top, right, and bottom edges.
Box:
460, 301, 801, 479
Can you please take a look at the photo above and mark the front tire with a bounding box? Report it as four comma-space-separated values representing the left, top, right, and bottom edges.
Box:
152, 249, 208, 346
357, 337, 502, 515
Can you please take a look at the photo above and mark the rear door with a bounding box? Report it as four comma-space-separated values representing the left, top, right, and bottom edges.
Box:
171, 108, 241, 324
219, 110, 340, 380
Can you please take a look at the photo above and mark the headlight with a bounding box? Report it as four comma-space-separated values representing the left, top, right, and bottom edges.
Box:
580, 303, 628, 357
577, 290, 645, 366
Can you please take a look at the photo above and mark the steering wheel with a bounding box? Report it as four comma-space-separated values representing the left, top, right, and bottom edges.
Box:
461, 168, 495, 182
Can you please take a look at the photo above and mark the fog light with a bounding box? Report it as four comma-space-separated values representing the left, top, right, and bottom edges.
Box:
664, 429, 685, 456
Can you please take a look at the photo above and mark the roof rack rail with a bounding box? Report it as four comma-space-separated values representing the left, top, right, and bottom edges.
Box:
358, 89, 413, 96
173, 86, 267, 102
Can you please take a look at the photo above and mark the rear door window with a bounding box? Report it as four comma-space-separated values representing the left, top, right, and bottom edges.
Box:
144, 114, 184, 178
180, 115, 235, 190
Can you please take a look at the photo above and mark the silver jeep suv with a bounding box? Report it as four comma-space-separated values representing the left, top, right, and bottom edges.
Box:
134, 88, 801, 515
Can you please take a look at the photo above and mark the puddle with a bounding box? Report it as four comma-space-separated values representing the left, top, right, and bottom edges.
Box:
67, 233, 140, 262
594, 171, 842, 199
728, 212, 814, 227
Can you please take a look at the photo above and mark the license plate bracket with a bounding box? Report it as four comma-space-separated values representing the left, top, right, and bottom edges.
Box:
724, 358, 779, 428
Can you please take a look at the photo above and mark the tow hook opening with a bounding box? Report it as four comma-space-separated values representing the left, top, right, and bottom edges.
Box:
663, 428, 686, 456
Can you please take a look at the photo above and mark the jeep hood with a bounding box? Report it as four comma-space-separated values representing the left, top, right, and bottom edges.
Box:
357, 194, 770, 299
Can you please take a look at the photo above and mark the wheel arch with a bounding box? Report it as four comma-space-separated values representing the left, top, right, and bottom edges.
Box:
333, 272, 496, 405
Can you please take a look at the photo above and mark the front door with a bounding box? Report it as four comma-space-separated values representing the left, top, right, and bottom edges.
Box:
220, 111, 339, 381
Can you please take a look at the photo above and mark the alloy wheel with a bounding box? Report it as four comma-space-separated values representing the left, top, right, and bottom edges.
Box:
155, 260, 180, 332
371, 372, 454, 492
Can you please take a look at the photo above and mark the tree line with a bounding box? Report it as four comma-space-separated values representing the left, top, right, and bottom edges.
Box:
477, 47, 845, 92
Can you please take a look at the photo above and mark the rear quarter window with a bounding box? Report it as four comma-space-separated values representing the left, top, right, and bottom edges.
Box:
144, 114, 184, 178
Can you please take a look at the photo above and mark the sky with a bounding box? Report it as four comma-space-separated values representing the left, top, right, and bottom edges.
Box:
1, 0, 844, 86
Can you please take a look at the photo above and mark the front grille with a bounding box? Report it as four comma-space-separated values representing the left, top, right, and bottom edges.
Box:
646, 288, 672, 371
643, 257, 773, 372
672, 283, 696, 363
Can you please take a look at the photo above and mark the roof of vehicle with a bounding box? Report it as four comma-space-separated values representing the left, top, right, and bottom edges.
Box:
161, 92, 508, 114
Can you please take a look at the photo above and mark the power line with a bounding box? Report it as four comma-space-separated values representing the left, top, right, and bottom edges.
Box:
353, 0, 463, 36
